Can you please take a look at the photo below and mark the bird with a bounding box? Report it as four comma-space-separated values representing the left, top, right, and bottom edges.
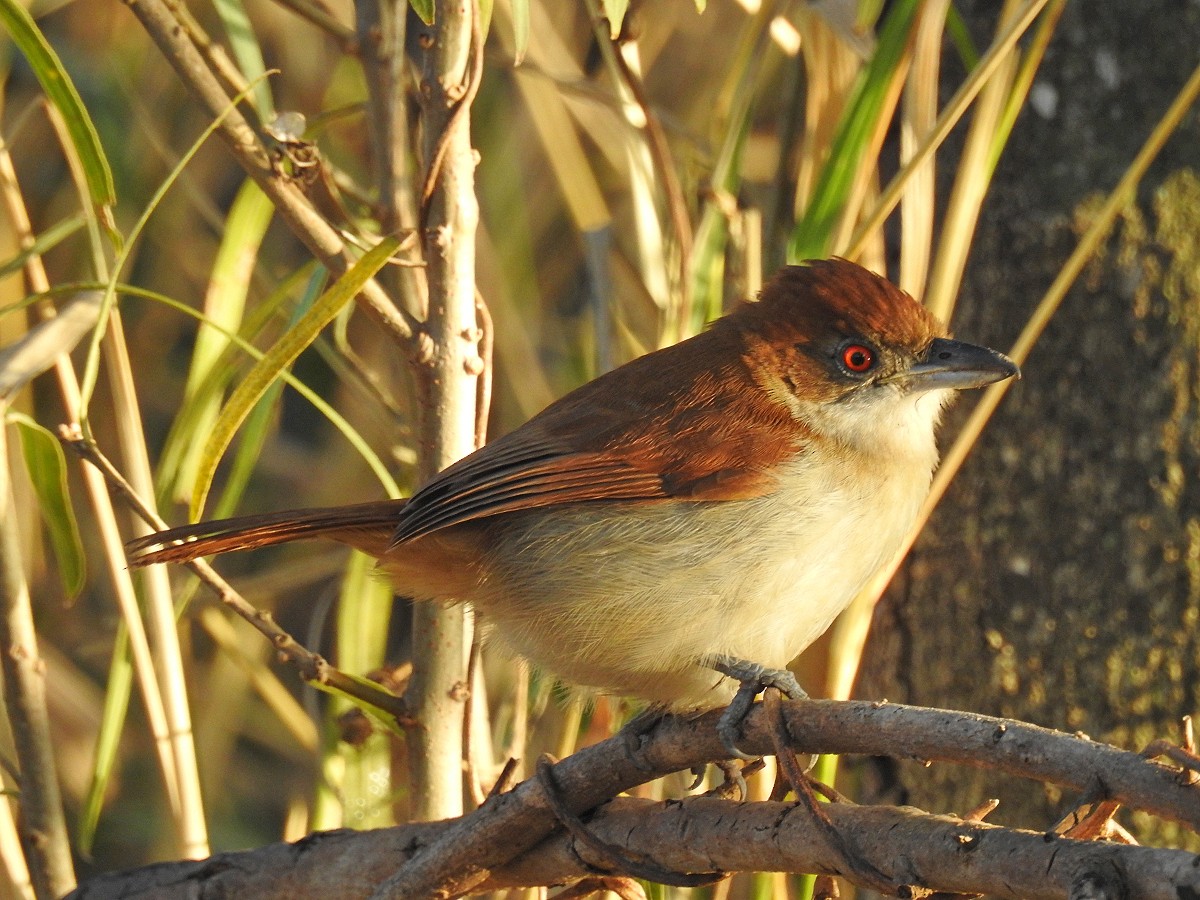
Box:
127, 258, 1018, 750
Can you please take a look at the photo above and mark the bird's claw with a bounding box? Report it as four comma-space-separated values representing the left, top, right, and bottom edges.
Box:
711, 655, 807, 759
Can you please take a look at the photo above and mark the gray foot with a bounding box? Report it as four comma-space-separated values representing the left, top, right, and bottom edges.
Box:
711, 655, 807, 759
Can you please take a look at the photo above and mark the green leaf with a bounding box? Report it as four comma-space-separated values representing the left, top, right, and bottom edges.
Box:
77, 626, 134, 853
93, 278, 400, 501
211, 0, 274, 120
154, 262, 316, 509
8, 413, 85, 598
209, 267, 327, 520
509, 0, 528, 64
190, 235, 401, 519
787, 0, 921, 262
0, 0, 115, 209
408, 0, 434, 26
166, 179, 275, 501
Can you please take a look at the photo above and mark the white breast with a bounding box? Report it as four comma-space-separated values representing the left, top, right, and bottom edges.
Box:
473, 389, 946, 710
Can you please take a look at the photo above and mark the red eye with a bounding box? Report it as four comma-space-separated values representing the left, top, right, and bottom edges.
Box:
840, 343, 875, 373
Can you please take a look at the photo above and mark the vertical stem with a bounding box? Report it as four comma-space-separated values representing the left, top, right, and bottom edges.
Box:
355, 0, 429, 325
0, 142, 187, 853
0, 420, 76, 899
356, 0, 413, 239
407, 0, 481, 821
104, 314, 210, 859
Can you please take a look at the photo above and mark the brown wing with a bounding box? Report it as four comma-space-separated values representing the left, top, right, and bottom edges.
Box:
390, 322, 805, 546
127, 319, 806, 564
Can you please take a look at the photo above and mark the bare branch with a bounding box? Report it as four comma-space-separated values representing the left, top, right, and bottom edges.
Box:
368, 700, 1200, 897
120, 0, 424, 357
403, 0, 485, 822
65, 786, 1200, 899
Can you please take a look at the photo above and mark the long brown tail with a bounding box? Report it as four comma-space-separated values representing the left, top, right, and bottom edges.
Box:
126, 500, 407, 566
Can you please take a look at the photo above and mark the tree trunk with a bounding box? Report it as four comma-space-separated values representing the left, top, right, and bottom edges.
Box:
857, 0, 1200, 849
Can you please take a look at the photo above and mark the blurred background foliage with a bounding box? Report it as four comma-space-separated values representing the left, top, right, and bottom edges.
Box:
0, 0, 1197, 896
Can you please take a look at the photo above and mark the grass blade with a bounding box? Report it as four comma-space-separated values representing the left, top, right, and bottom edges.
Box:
190, 235, 401, 519
8, 413, 85, 598
0, 0, 115, 212
67, 279, 401, 500
211, 0, 274, 120
76, 626, 134, 855
169, 179, 275, 501
0, 214, 85, 281
210, 268, 327, 520
787, 0, 920, 262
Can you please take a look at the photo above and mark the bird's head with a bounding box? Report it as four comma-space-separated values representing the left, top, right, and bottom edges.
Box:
724, 259, 1019, 452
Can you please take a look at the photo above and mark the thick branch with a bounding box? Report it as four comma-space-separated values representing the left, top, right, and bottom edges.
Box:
67, 700, 1200, 899
376, 699, 1200, 897
65, 793, 1200, 899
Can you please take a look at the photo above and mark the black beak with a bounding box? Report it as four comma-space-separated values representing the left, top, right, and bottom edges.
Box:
902, 337, 1020, 393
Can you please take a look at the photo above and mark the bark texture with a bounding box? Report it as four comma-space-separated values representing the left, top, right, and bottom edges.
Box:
858, 0, 1200, 847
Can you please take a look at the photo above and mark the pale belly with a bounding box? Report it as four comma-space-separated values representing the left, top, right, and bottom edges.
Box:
469, 454, 932, 710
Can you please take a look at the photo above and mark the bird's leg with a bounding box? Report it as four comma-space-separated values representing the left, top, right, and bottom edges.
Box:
710, 655, 807, 759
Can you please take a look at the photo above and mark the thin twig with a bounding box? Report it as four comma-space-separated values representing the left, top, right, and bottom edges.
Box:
472, 289, 492, 450
486, 757, 520, 800
1143, 739, 1200, 785
122, 0, 424, 357
60, 428, 413, 725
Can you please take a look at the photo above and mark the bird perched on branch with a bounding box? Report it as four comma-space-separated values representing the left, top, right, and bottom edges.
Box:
128, 258, 1018, 751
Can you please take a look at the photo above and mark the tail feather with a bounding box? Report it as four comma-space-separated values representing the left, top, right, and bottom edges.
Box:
126, 500, 406, 566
